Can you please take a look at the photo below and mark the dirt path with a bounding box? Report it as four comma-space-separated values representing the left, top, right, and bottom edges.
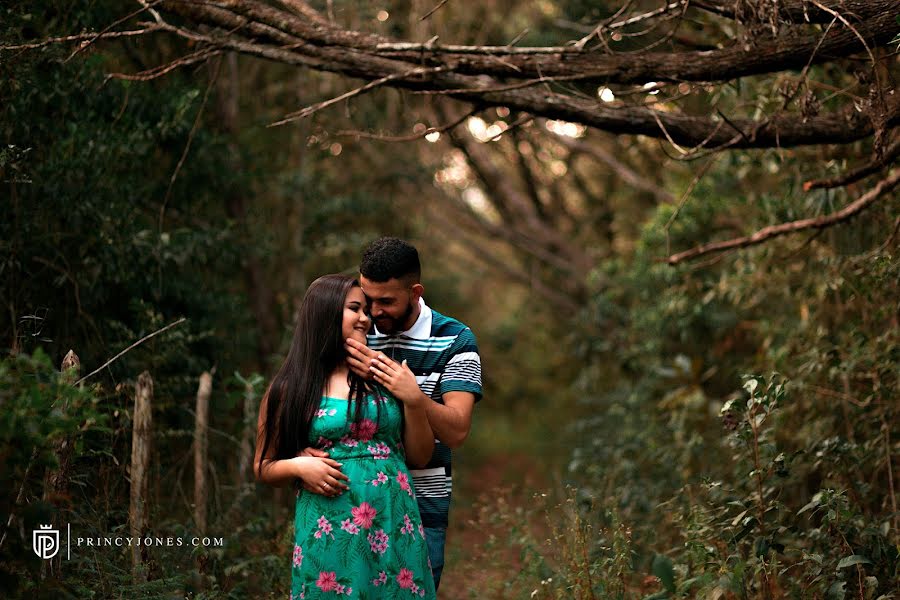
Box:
438, 452, 556, 599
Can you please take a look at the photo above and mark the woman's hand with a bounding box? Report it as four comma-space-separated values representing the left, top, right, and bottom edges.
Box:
293, 455, 349, 497
370, 356, 424, 406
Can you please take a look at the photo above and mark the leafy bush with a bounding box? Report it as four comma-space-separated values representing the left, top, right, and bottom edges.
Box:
556, 180, 899, 598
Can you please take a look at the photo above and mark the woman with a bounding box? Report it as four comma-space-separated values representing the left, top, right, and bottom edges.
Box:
255, 274, 437, 599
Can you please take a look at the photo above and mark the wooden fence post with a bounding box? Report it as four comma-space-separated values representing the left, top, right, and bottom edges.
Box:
41, 349, 80, 580
130, 371, 153, 584
194, 371, 212, 537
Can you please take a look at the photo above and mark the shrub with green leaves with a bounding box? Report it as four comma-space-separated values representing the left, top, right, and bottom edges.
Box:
557, 169, 898, 598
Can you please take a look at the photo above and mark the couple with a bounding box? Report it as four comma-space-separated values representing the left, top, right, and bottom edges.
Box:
255, 238, 483, 599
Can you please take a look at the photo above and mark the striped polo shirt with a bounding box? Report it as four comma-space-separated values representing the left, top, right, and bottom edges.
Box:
368, 297, 482, 528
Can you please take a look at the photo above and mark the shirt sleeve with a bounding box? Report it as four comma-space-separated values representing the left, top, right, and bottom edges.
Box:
439, 327, 483, 402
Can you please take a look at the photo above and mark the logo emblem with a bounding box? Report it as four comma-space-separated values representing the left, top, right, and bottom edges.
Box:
33, 525, 60, 559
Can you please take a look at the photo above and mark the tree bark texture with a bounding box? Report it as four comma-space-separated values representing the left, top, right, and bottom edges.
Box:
153, 0, 899, 149
130, 371, 153, 584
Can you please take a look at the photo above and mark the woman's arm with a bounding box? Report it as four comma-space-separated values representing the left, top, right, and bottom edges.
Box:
254, 389, 296, 487
254, 390, 349, 493
369, 357, 435, 468
256, 454, 348, 492
254, 455, 301, 488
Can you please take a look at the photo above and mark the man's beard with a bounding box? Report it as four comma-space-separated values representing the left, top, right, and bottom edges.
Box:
375, 300, 415, 334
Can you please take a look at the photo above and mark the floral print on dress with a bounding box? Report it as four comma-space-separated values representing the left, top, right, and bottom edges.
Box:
291, 394, 435, 598
396, 472, 413, 497
314, 515, 334, 541
351, 502, 376, 529
316, 571, 337, 591
340, 519, 359, 535
368, 471, 389, 487
349, 418, 377, 441
367, 442, 391, 459
367, 529, 389, 555
400, 514, 415, 535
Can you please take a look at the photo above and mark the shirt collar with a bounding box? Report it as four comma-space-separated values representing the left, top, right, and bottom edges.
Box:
373, 297, 432, 339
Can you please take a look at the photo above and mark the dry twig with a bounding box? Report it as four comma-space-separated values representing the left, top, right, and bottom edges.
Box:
269, 66, 448, 127
663, 169, 900, 265
337, 106, 481, 142
804, 136, 900, 191
75, 317, 188, 385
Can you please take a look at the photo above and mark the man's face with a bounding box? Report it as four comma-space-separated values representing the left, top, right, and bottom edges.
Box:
359, 275, 419, 335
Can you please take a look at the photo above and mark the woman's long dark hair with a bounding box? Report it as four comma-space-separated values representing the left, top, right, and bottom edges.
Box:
257, 274, 383, 477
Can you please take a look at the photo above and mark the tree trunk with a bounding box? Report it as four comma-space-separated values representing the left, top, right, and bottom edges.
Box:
216, 53, 279, 367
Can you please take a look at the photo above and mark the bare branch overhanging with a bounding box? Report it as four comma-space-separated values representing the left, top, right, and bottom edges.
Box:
664, 169, 900, 265
7, 0, 898, 269
146, 0, 900, 267
146, 0, 899, 150
6, 1, 897, 150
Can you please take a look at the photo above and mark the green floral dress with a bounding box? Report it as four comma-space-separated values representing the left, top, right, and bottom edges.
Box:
291, 393, 436, 600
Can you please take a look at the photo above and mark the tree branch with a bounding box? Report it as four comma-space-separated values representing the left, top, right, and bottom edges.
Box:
75, 317, 188, 384
268, 66, 448, 126
803, 135, 900, 191
434, 180, 583, 278
692, 0, 875, 25
19, 1, 898, 152
336, 106, 480, 142
107, 47, 221, 81
425, 204, 584, 311
664, 169, 900, 265
0, 26, 163, 51
148, 1, 898, 150
549, 128, 675, 203
442, 113, 591, 271
174, 0, 896, 84
509, 128, 549, 221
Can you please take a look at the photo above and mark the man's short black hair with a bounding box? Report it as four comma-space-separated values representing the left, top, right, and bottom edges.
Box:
360, 237, 421, 283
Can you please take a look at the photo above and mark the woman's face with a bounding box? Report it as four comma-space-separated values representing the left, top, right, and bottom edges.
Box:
341, 286, 371, 345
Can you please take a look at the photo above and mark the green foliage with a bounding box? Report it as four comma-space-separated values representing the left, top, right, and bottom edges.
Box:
558, 165, 899, 598
0, 349, 287, 597
0, 350, 103, 595
1, 11, 257, 395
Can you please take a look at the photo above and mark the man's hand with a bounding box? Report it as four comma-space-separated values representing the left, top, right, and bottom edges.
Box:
345, 337, 377, 380
370, 356, 424, 407
296, 448, 349, 496
298, 447, 329, 459
293, 456, 349, 497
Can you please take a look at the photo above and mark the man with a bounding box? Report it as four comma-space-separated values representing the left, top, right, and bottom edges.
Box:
346, 237, 483, 590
